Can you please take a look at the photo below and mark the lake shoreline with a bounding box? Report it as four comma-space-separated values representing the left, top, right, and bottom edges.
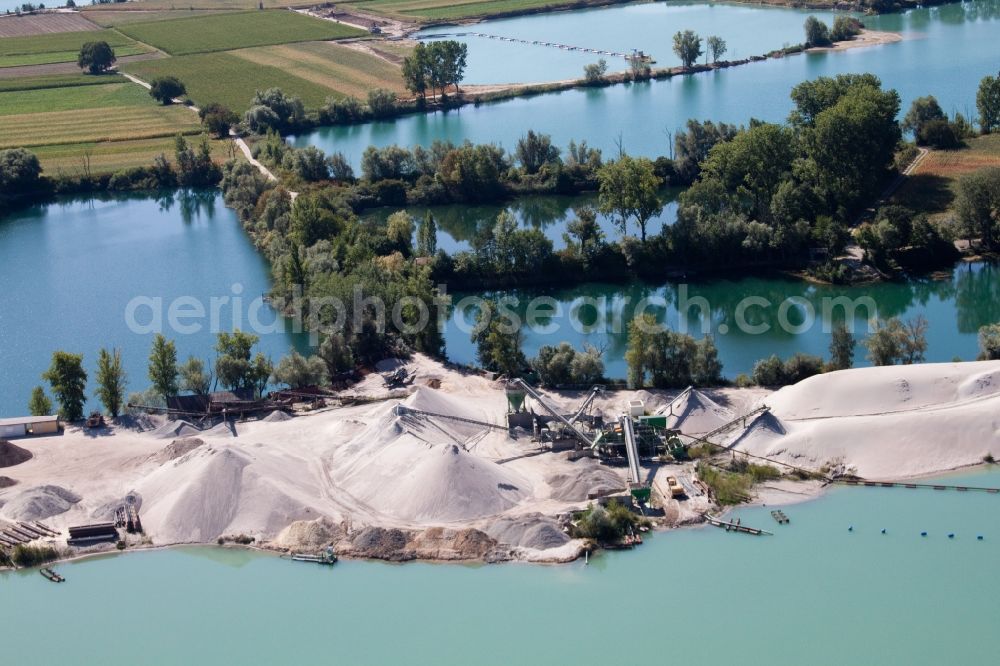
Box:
4, 360, 999, 569
309, 27, 902, 132
7, 457, 994, 573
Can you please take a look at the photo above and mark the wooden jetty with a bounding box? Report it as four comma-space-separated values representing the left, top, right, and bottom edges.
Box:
833, 479, 1000, 493
771, 510, 790, 524
427, 31, 655, 62
705, 514, 773, 535
40, 568, 65, 583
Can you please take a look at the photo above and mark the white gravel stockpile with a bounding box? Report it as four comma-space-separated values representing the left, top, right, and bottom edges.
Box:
5, 355, 995, 550
656, 387, 734, 435
734, 362, 1000, 477
2, 484, 81, 521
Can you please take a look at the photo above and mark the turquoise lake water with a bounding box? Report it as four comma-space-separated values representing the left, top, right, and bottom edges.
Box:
293, 1, 1000, 168
364, 189, 681, 253
0, 192, 307, 415
0, 189, 996, 414
445, 262, 1000, 376
2, 467, 998, 665
418, 2, 841, 84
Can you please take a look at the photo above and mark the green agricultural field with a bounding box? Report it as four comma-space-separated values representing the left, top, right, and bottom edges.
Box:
231, 42, 407, 99
83, 8, 237, 27
0, 28, 149, 68
0, 104, 202, 150
33, 136, 237, 177
84, 0, 311, 11
123, 51, 336, 112
116, 10, 366, 56
0, 82, 152, 116
0, 73, 126, 93
350, 0, 615, 20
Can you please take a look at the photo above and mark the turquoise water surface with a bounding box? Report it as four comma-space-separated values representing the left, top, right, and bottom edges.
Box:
445, 262, 1000, 376
2, 467, 997, 664
294, 1, 1000, 167
0, 192, 308, 415
418, 2, 841, 84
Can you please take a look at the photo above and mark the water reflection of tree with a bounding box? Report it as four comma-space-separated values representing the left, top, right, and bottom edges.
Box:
509, 195, 575, 230
940, 0, 1000, 24
954, 263, 1000, 333
157, 189, 218, 223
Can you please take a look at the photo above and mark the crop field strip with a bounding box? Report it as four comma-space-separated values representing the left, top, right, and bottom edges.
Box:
891, 134, 1000, 220
0, 28, 150, 68
83, 0, 314, 11
0, 81, 153, 115
122, 51, 337, 112
32, 136, 234, 176
0, 105, 203, 150
0, 12, 100, 38
0, 72, 126, 93
115, 10, 366, 56
82, 9, 240, 28
231, 42, 407, 99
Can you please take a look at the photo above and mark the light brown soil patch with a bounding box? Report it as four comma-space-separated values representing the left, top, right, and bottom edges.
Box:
0, 12, 99, 38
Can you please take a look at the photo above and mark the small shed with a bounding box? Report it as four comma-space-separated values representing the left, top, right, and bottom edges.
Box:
0, 415, 60, 438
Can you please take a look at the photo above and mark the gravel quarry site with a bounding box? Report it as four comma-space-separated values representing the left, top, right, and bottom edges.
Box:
3, 356, 998, 563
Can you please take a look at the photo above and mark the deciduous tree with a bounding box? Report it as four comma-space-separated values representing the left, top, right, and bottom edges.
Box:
672, 30, 702, 69
149, 76, 186, 105
95, 347, 126, 417
148, 334, 178, 399
706, 35, 726, 63
43, 351, 87, 421
78, 41, 115, 74
28, 386, 52, 417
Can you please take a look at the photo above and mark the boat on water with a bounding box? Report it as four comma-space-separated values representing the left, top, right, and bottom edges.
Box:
40, 567, 65, 583
290, 546, 337, 565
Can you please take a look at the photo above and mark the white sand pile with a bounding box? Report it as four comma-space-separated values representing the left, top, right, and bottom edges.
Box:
342, 438, 530, 523
201, 421, 237, 437
136, 446, 314, 542
405, 386, 501, 432
152, 437, 205, 464
724, 411, 786, 450
733, 362, 1000, 478
485, 514, 570, 550
262, 410, 292, 423
656, 387, 734, 434
149, 420, 201, 439
546, 460, 623, 501
630, 389, 665, 413
1, 484, 81, 521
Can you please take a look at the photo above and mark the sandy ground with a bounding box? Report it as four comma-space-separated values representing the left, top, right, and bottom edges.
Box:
808, 29, 903, 53
1, 358, 997, 563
